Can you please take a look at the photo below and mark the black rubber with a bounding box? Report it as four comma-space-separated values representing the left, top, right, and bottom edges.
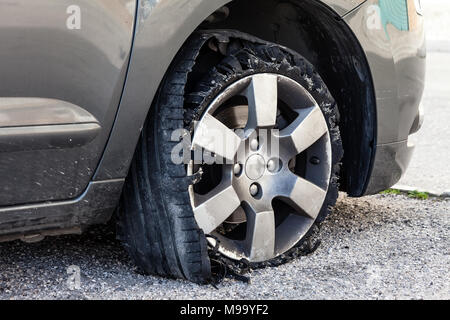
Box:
118, 30, 343, 283
117, 35, 212, 284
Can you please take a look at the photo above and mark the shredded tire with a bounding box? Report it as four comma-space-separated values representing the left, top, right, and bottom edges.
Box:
117, 30, 343, 284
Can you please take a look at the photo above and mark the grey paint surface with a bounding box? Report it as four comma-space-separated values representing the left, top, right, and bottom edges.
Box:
345, 0, 426, 145
0, 179, 124, 241
323, 0, 365, 16
0, 98, 99, 127
0, 0, 136, 205
0, 98, 101, 152
344, 0, 426, 194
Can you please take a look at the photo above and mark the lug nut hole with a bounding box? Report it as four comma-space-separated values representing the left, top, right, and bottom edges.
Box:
310, 156, 321, 165
250, 137, 259, 151
249, 183, 261, 198
267, 158, 282, 173
233, 163, 243, 176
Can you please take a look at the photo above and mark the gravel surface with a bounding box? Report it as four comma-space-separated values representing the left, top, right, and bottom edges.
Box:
1, 194, 448, 300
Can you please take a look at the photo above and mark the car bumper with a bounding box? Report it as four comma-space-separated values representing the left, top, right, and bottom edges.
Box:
364, 140, 414, 195
344, 0, 426, 195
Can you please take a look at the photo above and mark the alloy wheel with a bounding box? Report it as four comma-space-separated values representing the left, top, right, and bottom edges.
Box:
189, 73, 332, 263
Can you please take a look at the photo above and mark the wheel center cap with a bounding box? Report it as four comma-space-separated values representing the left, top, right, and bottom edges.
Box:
245, 154, 265, 180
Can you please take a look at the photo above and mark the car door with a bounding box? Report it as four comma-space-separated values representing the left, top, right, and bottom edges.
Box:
0, 0, 136, 205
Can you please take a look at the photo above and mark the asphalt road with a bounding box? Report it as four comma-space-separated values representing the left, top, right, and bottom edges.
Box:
0, 194, 448, 300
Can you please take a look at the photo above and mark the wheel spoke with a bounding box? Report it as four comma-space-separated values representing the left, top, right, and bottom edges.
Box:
191, 73, 334, 263
245, 74, 278, 128
193, 183, 241, 234
277, 105, 328, 158
278, 173, 327, 220
244, 208, 276, 262
192, 113, 241, 163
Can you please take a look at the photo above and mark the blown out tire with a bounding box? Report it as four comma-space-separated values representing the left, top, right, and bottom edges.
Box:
118, 30, 343, 283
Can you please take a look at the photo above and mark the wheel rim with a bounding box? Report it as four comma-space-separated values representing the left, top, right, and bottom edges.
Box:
189, 73, 332, 263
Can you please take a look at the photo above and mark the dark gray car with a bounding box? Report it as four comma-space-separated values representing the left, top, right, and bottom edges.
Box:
0, 0, 425, 283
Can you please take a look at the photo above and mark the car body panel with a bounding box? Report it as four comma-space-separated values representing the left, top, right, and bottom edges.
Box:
323, 0, 365, 16
344, 0, 426, 194
0, 0, 136, 205
0, 179, 124, 242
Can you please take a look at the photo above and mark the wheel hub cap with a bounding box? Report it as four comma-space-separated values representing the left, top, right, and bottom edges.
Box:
245, 154, 265, 180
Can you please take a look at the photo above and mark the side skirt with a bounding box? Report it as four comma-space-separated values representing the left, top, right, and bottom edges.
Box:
0, 179, 124, 242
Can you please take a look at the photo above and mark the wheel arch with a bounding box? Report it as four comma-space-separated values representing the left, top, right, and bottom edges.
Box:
95, 0, 376, 196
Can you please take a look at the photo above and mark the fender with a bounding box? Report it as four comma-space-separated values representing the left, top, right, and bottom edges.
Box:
94, 0, 365, 180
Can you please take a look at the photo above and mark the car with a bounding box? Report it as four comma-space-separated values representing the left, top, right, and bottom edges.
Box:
0, 0, 425, 284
